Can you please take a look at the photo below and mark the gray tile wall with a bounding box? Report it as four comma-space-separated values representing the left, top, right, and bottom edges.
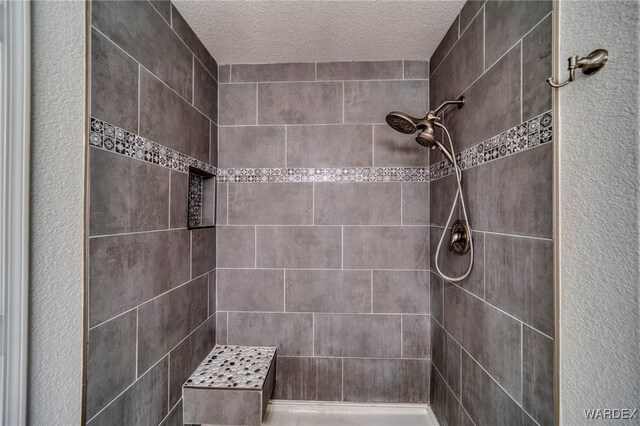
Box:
428, 2, 554, 426
216, 60, 431, 403
87, 1, 218, 424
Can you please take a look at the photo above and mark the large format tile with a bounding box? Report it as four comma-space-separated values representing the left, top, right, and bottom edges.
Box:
402, 315, 430, 359
402, 182, 430, 225
170, 4, 217, 78
183, 388, 261, 426
431, 318, 461, 398
430, 365, 474, 426
86, 310, 137, 419
218, 64, 230, 83
485, 0, 552, 68
90, 148, 169, 236
316, 61, 403, 81
168, 315, 216, 407
193, 59, 218, 122
523, 325, 554, 426
459, 0, 485, 32
227, 312, 313, 356
466, 143, 553, 237
343, 226, 429, 270
219, 83, 257, 125
217, 269, 284, 312
216, 183, 228, 225
274, 357, 343, 401
444, 283, 522, 400
228, 183, 313, 225
429, 173, 458, 226
522, 15, 552, 121
344, 80, 429, 124
314, 182, 401, 225
91, 28, 138, 133
403, 60, 429, 80
485, 233, 554, 336
208, 272, 216, 316
314, 314, 401, 358
139, 69, 209, 162
285, 269, 371, 313
89, 229, 190, 326
210, 122, 218, 166
215, 226, 255, 268
446, 44, 522, 151
286, 124, 373, 168
430, 11, 484, 109
256, 226, 342, 269
218, 126, 285, 168
258, 82, 343, 124
430, 15, 459, 74
160, 401, 182, 426
216, 311, 228, 345
231, 63, 315, 82
92, 0, 192, 99
461, 351, 533, 426
430, 228, 484, 299
169, 171, 187, 229
372, 270, 430, 314
373, 124, 430, 167
191, 227, 216, 277
87, 357, 168, 426
137, 275, 208, 373
343, 359, 430, 403
430, 272, 444, 324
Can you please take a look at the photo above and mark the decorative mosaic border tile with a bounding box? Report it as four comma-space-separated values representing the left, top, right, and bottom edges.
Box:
217, 166, 431, 183
90, 111, 551, 184
428, 110, 552, 180
89, 117, 216, 175
186, 345, 276, 390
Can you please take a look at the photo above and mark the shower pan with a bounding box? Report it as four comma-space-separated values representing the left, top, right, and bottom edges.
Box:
386, 97, 474, 282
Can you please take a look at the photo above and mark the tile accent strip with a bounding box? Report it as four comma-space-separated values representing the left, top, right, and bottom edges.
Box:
89, 117, 216, 175
429, 110, 552, 181
89, 111, 551, 183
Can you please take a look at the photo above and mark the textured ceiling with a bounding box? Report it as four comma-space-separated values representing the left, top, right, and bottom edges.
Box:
172, 1, 464, 64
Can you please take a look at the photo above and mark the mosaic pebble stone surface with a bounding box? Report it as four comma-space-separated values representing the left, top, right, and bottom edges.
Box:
185, 345, 276, 390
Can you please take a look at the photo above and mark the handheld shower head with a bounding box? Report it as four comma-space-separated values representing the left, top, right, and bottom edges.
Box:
385, 112, 420, 134
385, 96, 465, 166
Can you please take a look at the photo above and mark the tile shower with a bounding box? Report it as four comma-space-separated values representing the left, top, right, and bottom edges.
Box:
84, 1, 554, 426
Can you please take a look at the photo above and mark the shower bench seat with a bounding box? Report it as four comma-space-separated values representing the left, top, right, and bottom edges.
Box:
183, 345, 277, 426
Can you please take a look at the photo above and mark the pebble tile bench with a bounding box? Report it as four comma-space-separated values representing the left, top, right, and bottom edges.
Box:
183, 345, 277, 426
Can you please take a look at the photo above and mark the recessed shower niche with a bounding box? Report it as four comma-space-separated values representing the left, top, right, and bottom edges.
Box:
188, 167, 216, 229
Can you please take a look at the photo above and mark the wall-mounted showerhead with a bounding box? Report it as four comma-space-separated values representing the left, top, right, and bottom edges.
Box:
385, 96, 465, 165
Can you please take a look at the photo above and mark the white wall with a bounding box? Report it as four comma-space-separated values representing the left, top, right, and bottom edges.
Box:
558, 0, 639, 424
29, 1, 85, 424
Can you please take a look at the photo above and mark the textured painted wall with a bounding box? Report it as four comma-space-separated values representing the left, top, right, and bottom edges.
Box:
558, 1, 640, 424
86, 1, 218, 425
428, 1, 555, 425
215, 60, 433, 403
29, 1, 85, 424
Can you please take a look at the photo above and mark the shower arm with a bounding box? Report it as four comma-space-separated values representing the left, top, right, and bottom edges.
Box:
432, 96, 466, 116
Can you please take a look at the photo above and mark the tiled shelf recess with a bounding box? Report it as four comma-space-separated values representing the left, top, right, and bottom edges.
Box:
183, 345, 277, 426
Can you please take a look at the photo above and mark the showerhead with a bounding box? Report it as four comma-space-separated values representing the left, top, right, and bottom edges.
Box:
385, 96, 465, 166
385, 112, 420, 134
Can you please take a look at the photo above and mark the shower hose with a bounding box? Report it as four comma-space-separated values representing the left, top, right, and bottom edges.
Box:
433, 123, 474, 282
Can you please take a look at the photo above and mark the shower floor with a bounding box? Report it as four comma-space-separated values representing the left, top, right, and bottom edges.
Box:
262, 401, 438, 426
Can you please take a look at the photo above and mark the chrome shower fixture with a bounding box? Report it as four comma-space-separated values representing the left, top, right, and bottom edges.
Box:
385, 96, 465, 165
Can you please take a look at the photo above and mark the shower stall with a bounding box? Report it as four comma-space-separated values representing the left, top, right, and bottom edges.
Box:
11, 0, 639, 425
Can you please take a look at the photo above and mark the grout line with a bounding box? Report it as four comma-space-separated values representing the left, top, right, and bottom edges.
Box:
371, 125, 375, 166
135, 308, 139, 378
370, 270, 374, 313
167, 171, 171, 228
159, 398, 183, 426
341, 358, 344, 401
312, 182, 315, 225
342, 82, 345, 124
431, 363, 478, 426
216, 267, 430, 272
219, 77, 429, 85
520, 40, 524, 123
219, 310, 431, 316
137, 65, 141, 134
483, 6, 486, 71
88, 305, 137, 331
